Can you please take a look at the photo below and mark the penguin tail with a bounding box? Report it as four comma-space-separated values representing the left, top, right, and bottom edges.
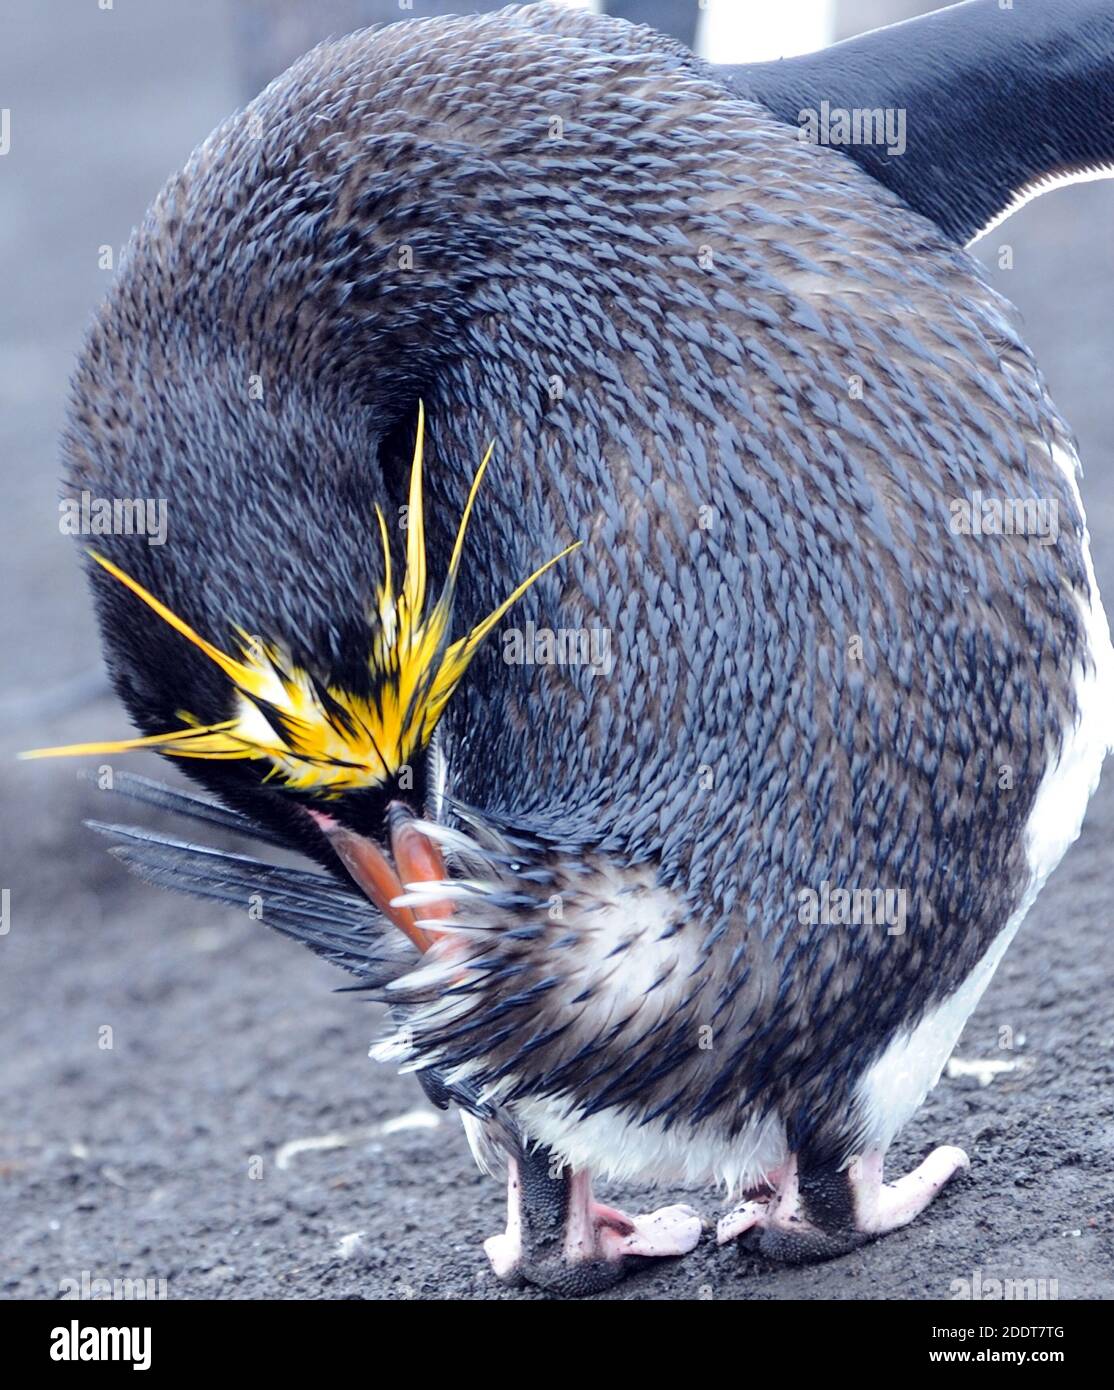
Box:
84, 772, 408, 987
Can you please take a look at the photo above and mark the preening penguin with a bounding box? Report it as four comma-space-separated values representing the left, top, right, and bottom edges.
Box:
28, 0, 1114, 1294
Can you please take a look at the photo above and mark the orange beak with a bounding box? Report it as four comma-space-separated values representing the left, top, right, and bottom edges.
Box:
309, 804, 453, 955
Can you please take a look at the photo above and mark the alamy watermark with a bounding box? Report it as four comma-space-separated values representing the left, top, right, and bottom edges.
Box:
59, 491, 167, 546
949, 490, 1059, 545
798, 879, 908, 936
502, 620, 612, 678
50, 1322, 152, 1371
798, 101, 906, 157
59, 1269, 167, 1300
949, 1268, 1060, 1301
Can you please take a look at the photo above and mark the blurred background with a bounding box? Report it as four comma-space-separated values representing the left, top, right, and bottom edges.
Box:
2, 1, 1112, 1300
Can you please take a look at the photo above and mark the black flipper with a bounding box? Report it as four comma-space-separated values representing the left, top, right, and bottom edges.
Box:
87, 771, 290, 847
719, 0, 1114, 245
83, 771, 404, 981
85, 776, 493, 1117
89, 818, 405, 985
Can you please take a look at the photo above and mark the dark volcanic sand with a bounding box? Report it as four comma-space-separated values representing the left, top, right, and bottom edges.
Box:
2, 0, 1113, 1301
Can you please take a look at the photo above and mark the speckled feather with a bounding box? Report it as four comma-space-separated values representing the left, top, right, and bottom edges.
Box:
64, 4, 1090, 1166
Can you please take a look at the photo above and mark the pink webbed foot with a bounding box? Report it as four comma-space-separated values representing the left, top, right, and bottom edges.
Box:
854, 1145, 970, 1234
486, 1148, 701, 1296
717, 1145, 970, 1263
568, 1188, 703, 1264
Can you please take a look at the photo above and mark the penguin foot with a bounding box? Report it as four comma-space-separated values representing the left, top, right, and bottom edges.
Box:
486, 1146, 701, 1296
853, 1144, 971, 1235
717, 1145, 970, 1264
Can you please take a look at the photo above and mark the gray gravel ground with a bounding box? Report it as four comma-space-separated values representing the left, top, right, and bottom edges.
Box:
2, 0, 1113, 1301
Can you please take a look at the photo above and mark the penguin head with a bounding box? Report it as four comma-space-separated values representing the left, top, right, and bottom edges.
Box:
27, 403, 577, 898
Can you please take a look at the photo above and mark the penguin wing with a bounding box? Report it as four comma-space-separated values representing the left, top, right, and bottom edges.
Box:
718, 0, 1114, 246
86, 774, 406, 984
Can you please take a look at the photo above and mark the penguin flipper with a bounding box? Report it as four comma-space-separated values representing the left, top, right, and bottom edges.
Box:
84, 771, 291, 847
84, 773, 406, 984
719, 0, 1114, 245
85, 779, 493, 1116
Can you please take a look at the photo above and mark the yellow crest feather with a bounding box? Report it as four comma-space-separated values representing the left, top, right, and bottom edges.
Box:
23, 405, 579, 794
